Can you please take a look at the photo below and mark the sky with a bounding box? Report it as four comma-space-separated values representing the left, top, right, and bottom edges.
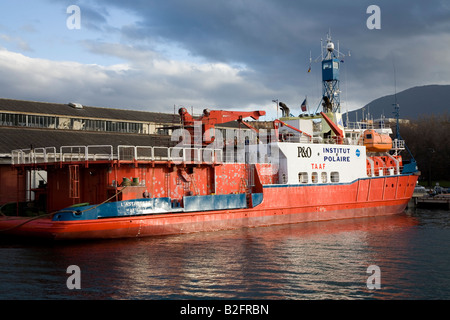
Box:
0, 0, 449, 119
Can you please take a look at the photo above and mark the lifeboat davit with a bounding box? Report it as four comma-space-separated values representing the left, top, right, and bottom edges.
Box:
363, 129, 392, 152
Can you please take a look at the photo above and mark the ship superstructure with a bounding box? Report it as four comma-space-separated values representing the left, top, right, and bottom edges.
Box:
0, 34, 419, 240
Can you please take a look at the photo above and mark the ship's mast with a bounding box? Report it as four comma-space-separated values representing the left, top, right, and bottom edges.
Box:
392, 62, 401, 140
312, 32, 348, 114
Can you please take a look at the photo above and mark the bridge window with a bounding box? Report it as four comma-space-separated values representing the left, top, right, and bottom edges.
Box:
330, 171, 340, 183
311, 172, 318, 183
298, 172, 308, 184
321, 172, 327, 183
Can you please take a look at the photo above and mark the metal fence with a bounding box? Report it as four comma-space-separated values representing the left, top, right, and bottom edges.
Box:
11, 145, 224, 165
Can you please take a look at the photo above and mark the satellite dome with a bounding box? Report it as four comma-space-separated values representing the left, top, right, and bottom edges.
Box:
326, 42, 334, 52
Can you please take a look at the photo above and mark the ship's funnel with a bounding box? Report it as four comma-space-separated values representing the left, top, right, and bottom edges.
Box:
279, 102, 290, 118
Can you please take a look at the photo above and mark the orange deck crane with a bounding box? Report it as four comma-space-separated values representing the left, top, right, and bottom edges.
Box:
178, 108, 266, 145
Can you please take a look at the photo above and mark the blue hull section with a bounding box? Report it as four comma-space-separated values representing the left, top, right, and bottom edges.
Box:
52, 193, 262, 221
183, 194, 246, 212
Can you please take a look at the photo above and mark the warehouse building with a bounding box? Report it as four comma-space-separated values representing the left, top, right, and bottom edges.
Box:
0, 98, 180, 207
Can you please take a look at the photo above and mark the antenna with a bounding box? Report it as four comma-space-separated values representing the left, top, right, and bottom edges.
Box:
337, 40, 340, 59
320, 38, 323, 60
393, 59, 397, 103
390, 57, 414, 161
392, 57, 400, 140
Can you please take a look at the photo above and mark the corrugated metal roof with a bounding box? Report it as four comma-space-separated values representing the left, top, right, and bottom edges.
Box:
0, 98, 180, 123
0, 98, 263, 155
0, 127, 176, 154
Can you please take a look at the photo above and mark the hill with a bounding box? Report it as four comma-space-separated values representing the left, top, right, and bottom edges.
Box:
346, 84, 450, 121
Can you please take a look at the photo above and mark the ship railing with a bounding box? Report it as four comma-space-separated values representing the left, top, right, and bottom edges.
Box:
117, 145, 223, 164
153, 146, 172, 161
12, 145, 114, 165
33, 147, 58, 163
174, 147, 200, 163
11, 149, 30, 165
60, 146, 88, 162
346, 122, 374, 130
221, 148, 276, 164
318, 137, 352, 145
202, 148, 223, 164
87, 145, 114, 161
12, 144, 225, 165
222, 152, 235, 163
345, 121, 390, 131
12, 147, 59, 165
60, 145, 114, 162
281, 134, 312, 143
392, 139, 405, 150
366, 165, 404, 177
313, 134, 365, 146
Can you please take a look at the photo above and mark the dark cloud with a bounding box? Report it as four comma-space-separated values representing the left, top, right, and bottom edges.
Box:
79, 5, 110, 32
3, 0, 449, 115
84, 0, 450, 110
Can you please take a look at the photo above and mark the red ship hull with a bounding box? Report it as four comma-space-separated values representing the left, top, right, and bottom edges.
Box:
0, 174, 417, 240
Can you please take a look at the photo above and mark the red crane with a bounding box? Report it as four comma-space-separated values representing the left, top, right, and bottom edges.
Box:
320, 111, 344, 144
178, 108, 266, 145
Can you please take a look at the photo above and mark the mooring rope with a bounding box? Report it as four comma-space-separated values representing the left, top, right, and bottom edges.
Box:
77, 185, 129, 214
0, 212, 57, 233
0, 186, 129, 233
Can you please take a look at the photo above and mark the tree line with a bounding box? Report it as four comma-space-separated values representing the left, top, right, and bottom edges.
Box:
397, 113, 449, 186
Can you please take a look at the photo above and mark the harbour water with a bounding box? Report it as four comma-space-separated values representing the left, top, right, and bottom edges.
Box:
0, 208, 449, 301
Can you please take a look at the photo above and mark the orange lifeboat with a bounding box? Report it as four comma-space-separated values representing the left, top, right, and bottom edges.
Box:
362, 129, 392, 152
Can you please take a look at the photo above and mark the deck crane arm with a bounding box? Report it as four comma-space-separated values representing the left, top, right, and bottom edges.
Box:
320, 111, 344, 144
273, 119, 312, 142
179, 108, 266, 145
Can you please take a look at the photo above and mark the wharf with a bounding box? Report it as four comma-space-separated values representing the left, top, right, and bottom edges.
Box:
408, 194, 450, 210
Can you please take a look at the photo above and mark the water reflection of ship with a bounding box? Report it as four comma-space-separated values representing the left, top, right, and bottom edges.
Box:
49, 213, 418, 299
